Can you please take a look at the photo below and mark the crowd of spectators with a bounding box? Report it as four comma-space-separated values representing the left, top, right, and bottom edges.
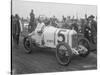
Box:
11, 9, 97, 45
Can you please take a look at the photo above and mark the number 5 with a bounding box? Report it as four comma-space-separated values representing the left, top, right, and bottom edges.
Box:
57, 30, 66, 43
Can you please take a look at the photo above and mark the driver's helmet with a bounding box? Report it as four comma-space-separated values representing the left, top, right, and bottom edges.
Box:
38, 15, 46, 23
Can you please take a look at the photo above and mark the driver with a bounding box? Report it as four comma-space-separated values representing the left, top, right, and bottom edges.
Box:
29, 16, 46, 45
35, 16, 45, 34
29, 16, 45, 35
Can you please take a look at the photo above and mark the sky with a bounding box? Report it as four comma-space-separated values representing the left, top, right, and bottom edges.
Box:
12, 0, 97, 20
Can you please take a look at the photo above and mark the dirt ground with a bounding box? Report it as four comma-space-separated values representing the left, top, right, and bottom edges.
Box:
11, 35, 97, 74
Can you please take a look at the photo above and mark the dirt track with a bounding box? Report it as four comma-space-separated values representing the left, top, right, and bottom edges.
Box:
12, 36, 97, 74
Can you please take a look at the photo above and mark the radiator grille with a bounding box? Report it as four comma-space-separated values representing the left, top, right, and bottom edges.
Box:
72, 34, 78, 48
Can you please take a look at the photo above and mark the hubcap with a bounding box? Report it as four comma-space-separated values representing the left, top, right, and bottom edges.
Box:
59, 45, 67, 56
78, 45, 88, 54
79, 40, 89, 54
58, 45, 69, 64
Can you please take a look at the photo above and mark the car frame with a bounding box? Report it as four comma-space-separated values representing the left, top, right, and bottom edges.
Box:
23, 25, 90, 65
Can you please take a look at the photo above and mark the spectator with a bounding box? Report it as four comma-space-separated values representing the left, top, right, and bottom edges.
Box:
87, 15, 97, 33
71, 22, 78, 32
51, 16, 58, 27
29, 9, 35, 32
84, 15, 97, 44
62, 15, 66, 22
12, 14, 21, 47
30, 9, 35, 22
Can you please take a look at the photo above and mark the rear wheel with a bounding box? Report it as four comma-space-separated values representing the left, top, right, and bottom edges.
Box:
78, 38, 90, 57
23, 37, 32, 53
56, 43, 72, 66
92, 34, 97, 44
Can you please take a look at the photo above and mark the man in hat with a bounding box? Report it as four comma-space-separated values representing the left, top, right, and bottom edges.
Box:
29, 9, 35, 32
88, 15, 97, 31
12, 14, 21, 47
85, 15, 97, 43
30, 9, 35, 22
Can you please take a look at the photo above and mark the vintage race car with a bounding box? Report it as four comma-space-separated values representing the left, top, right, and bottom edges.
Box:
23, 24, 90, 65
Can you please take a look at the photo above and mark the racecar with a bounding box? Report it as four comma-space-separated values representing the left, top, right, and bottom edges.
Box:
23, 24, 90, 66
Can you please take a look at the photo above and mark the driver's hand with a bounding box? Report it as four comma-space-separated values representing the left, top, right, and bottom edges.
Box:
37, 30, 42, 33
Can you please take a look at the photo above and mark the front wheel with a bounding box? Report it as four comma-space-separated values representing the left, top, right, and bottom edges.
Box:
78, 38, 90, 57
56, 43, 72, 66
92, 33, 97, 44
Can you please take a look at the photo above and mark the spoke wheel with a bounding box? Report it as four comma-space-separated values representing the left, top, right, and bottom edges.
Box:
92, 34, 97, 44
78, 38, 90, 57
56, 43, 72, 66
23, 37, 32, 53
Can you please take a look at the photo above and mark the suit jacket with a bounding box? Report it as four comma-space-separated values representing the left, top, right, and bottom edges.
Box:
12, 18, 20, 35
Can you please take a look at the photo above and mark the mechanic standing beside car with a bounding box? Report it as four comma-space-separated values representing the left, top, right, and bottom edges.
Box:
12, 14, 21, 47
88, 15, 97, 44
29, 9, 35, 32
84, 15, 97, 44
88, 15, 97, 33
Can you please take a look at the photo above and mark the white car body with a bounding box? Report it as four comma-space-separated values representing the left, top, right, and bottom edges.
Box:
29, 25, 78, 49
24, 23, 90, 65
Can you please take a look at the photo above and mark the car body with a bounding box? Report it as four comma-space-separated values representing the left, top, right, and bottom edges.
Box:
32, 26, 77, 48
23, 24, 90, 65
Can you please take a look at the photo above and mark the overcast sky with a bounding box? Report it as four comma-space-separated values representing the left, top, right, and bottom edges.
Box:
12, 0, 97, 20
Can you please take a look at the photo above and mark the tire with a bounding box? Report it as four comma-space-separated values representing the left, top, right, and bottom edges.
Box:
92, 34, 97, 44
78, 38, 90, 57
23, 37, 32, 53
56, 42, 72, 66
